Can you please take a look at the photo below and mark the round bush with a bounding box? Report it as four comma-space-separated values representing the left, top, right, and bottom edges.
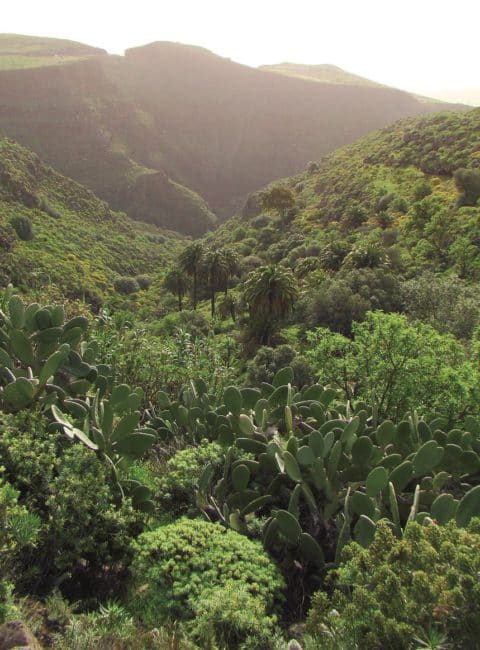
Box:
129, 519, 285, 646
113, 276, 140, 295
9, 215, 33, 241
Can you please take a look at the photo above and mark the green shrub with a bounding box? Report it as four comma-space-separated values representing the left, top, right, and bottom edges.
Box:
151, 310, 211, 339
9, 215, 33, 241
307, 519, 480, 650
158, 441, 224, 515
454, 167, 480, 206
129, 519, 285, 648
0, 580, 17, 625
246, 344, 313, 388
189, 581, 279, 649
113, 276, 140, 295
0, 412, 144, 589
135, 274, 153, 290
39, 196, 62, 219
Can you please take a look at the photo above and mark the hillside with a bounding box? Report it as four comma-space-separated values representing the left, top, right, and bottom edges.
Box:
0, 35, 465, 235
0, 33, 106, 70
208, 108, 480, 289
259, 62, 386, 87
0, 135, 183, 301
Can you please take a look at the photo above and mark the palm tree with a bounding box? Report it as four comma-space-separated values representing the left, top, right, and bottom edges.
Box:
163, 269, 190, 311
203, 249, 228, 317
179, 242, 204, 310
220, 247, 240, 296
243, 264, 298, 344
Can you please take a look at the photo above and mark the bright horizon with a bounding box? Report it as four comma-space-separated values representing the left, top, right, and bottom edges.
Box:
3, 0, 480, 105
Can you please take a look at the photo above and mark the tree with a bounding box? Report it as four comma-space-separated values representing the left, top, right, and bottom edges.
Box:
219, 247, 240, 296
179, 242, 204, 310
243, 265, 298, 344
203, 249, 228, 317
261, 185, 295, 225
453, 168, 480, 206
163, 269, 190, 311
306, 312, 477, 422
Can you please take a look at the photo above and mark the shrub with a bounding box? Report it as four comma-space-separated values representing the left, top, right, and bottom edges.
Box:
251, 214, 273, 229
454, 167, 480, 206
376, 192, 395, 212
113, 276, 140, 295
38, 196, 62, 219
151, 310, 211, 338
307, 520, 480, 649
413, 179, 432, 201
9, 215, 33, 241
246, 345, 314, 388
129, 519, 285, 648
303, 279, 369, 336
158, 441, 224, 514
0, 224, 15, 251
0, 412, 143, 589
0, 581, 17, 625
135, 275, 153, 290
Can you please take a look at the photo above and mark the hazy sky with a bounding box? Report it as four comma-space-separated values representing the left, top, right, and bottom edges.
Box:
3, 0, 479, 103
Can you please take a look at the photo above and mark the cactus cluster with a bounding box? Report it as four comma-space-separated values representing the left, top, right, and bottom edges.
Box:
0, 286, 97, 412
0, 287, 156, 512
182, 366, 480, 570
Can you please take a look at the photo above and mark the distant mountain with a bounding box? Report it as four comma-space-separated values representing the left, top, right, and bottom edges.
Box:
0, 135, 182, 300
0, 35, 467, 235
259, 63, 387, 88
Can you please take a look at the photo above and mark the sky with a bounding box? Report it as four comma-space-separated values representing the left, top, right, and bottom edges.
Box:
2, 0, 479, 104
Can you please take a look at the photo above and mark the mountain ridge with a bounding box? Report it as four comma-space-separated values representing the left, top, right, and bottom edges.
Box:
0, 34, 468, 235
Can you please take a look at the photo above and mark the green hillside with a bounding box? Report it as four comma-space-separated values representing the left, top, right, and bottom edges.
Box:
209, 108, 480, 293
0, 33, 105, 70
0, 35, 465, 235
0, 135, 183, 300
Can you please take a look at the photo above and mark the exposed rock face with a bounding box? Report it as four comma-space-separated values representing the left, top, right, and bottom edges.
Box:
0, 620, 42, 649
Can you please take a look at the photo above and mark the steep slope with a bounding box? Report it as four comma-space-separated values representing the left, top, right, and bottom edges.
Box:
209, 109, 480, 281
0, 35, 464, 234
0, 135, 183, 300
0, 38, 216, 235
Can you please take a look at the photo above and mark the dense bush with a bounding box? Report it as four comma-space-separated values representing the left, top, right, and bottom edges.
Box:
302, 278, 369, 336
402, 272, 480, 338
454, 167, 480, 206
134, 274, 153, 290
158, 441, 224, 514
306, 311, 478, 421
0, 412, 144, 589
129, 519, 285, 648
9, 215, 33, 241
151, 309, 211, 338
307, 520, 480, 649
113, 276, 140, 295
246, 344, 313, 388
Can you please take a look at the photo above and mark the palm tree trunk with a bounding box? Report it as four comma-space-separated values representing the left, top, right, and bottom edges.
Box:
210, 270, 216, 316
193, 270, 197, 310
